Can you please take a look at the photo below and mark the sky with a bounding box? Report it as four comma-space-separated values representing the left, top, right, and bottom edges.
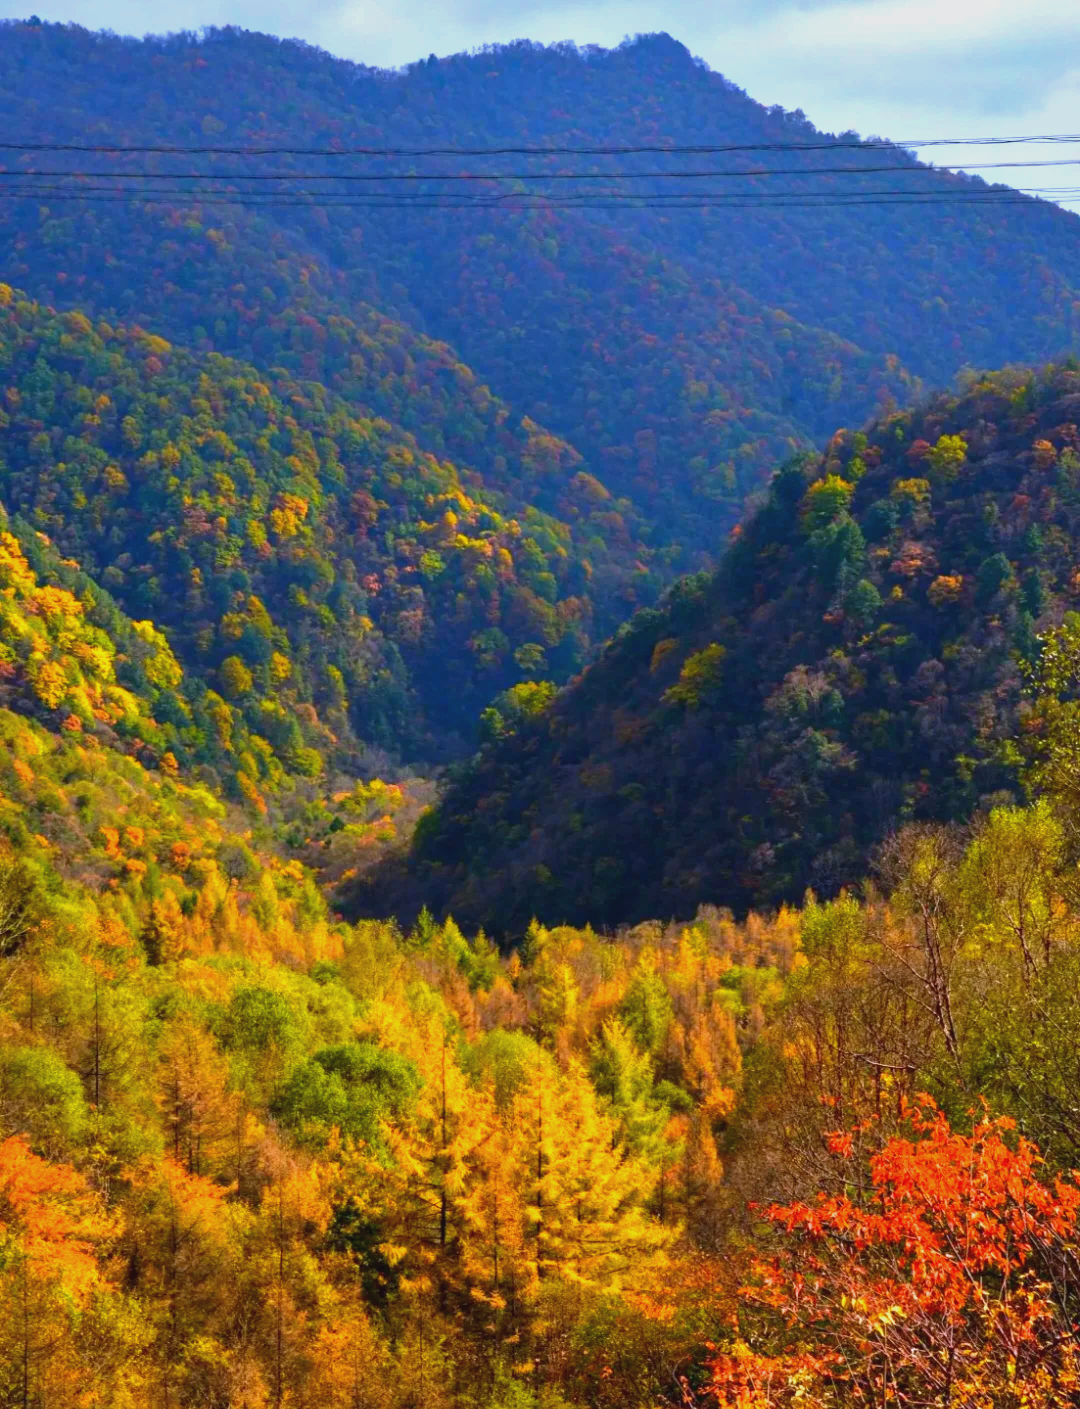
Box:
7, 0, 1080, 204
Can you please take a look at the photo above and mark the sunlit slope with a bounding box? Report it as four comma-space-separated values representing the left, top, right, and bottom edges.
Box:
406, 364, 1080, 932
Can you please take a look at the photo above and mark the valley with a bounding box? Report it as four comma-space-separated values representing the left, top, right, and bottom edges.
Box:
3, 16, 1080, 1409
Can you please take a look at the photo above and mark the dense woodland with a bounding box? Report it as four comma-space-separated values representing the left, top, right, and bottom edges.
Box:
8, 600, 1080, 1406
9, 17, 1080, 1409
0, 286, 647, 767
411, 363, 1080, 931
4, 21, 1080, 575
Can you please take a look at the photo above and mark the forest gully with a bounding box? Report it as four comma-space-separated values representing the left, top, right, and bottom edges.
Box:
3, 12, 1080, 1407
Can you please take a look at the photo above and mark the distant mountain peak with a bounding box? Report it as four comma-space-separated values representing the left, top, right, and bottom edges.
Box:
618, 31, 694, 58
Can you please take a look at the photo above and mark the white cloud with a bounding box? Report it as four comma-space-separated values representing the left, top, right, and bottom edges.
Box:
693, 0, 1080, 207
709, 0, 1080, 114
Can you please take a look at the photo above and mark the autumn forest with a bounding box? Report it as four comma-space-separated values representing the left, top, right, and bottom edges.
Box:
6, 15, 1080, 1409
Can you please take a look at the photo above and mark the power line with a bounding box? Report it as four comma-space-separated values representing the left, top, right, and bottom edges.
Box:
4, 133, 1080, 158
8, 190, 1061, 202
1, 188, 1070, 210
3, 159, 1080, 184
7, 181, 1078, 202
0, 183, 1052, 201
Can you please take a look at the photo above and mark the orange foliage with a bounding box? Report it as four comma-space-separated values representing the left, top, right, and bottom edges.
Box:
0, 1135, 106, 1297
710, 1098, 1080, 1407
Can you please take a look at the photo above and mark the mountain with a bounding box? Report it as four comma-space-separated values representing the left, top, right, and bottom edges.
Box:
0, 285, 651, 786
400, 362, 1080, 934
14, 23, 1080, 1409
5, 19, 1080, 590
4, 369, 1080, 1409
8, 20, 1080, 801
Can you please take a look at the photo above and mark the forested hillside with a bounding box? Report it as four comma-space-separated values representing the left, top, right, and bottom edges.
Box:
4, 19, 1080, 572
0, 285, 652, 776
6, 651, 1080, 1406
407, 363, 1080, 932
11, 21, 1080, 1406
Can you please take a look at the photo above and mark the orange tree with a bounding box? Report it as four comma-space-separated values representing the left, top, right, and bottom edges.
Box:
706, 1098, 1080, 1407
0, 1135, 113, 1403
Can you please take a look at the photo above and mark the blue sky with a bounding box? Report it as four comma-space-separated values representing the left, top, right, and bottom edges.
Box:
7, 0, 1080, 204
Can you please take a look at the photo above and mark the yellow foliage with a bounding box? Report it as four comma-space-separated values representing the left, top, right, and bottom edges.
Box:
801, 474, 854, 529
237, 771, 268, 815
11, 758, 34, 787
32, 585, 83, 620
928, 574, 964, 606
268, 492, 310, 540
926, 432, 968, 481
663, 643, 726, 708
1033, 438, 1058, 471
891, 476, 931, 508
28, 657, 68, 709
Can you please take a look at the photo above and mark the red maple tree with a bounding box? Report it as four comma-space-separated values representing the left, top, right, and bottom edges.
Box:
708, 1098, 1080, 1407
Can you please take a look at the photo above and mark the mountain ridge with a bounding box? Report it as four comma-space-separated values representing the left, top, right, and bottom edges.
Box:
5, 20, 1079, 580
398, 361, 1080, 934
0, 286, 651, 783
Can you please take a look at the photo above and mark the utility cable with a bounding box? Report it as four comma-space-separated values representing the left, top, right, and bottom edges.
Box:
5, 133, 1080, 158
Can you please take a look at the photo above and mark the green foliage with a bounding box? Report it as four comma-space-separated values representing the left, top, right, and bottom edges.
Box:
0, 514, 177, 753
618, 957, 675, 1054
7, 26, 1080, 1396
1018, 617, 1080, 832
977, 551, 1016, 603
663, 643, 726, 708
0, 850, 46, 960
272, 1041, 421, 1145
480, 680, 558, 742
588, 1018, 672, 1161
10, 644, 1080, 1409
802, 475, 855, 531
847, 577, 883, 627
0, 1045, 88, 1157
926, 432, 968, 481
219, 656, 254, 700
3, 24, 1078, 790
217, 986, 298, 1054
326, 1197, 402, 1307
464, 1028, 549, 1108
799, 892, 867, 960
